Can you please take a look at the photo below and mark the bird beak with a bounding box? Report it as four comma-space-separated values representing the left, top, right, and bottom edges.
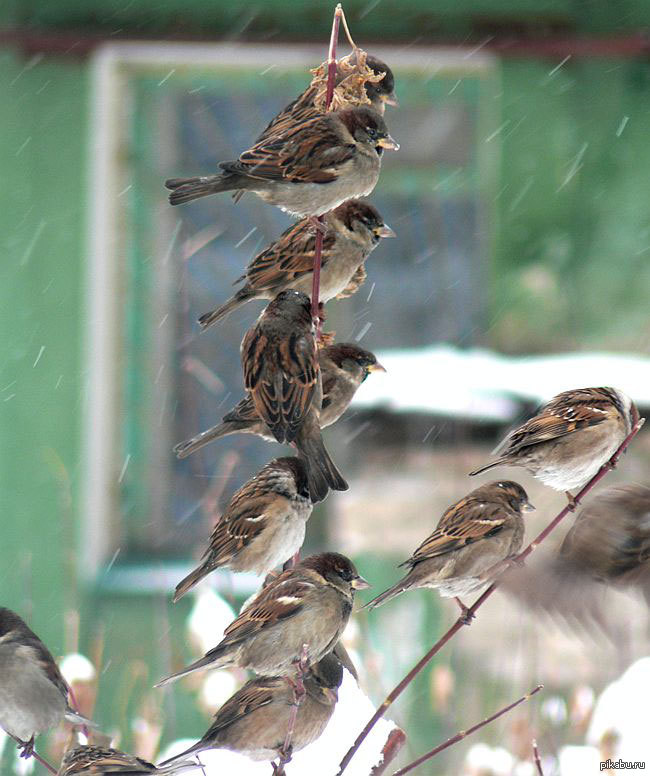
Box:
381, 92, 399, 107
377, 134, 400, 151
352, 575, 371, 590
368, 361, 386, 373
374, 224, 396, 239
523, 500, 536, 512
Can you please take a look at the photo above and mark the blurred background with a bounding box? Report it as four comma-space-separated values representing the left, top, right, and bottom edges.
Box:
2, 0, 650, 774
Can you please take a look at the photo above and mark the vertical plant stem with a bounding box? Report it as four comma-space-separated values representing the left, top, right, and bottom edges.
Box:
337, 419, 645, 775
391, 685, 543, 776
533, 739, 544, 775
311, 3, 343, 334
274, 644, 309, 776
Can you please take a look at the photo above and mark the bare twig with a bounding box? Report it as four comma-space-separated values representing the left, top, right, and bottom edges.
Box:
533, 739, 544, 775
369, 728, 407, 775
337, 419, 645, 775
8, 734, 57, 774
311, 3, 343, 335
391, 685, 543, 776
273, 644, 310, 776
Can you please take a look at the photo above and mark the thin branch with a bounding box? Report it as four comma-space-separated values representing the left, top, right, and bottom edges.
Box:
311, 3, 343, 334
369, 728, 406, 775
8, 735, 57, 775
391, 685, 543, 776
533, 739, 544, 775
337, 419, 645, 775
273, 644, 310, 776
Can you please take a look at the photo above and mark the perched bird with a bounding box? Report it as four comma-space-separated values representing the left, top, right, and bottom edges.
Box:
241, 290, 319, 445
58, 745, 201, 775
560, 483, 650, 590
258, 54, 397, 143
197, 200, 395, 330
155, 553, 369, 684
174, 341, 382, 458
469, 387, 639, 498
501, 484, 650, 623
365, 481, 534, 619
239, 290, 346, 501
165, 106, 398, 217
173, 457, 312, 601
318, 343, 385, 426
159, 652, 343, 765
0, 608, 96, 758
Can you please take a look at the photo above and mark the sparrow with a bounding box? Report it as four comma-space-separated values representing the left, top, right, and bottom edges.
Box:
165, 106, 398, 217
58, 745, 201, 775
560, 483, 650, 588
174, 341, 382, 457
158, 652, 343, 765
197, 200, 395, 330
155, 552, 369, 684
318, 343, 385, 425
365, 481, 534, 618
258, 53, 397, 143
239, 290, 347, 502
500, 484, 650, 623
469, 388, 639, 496
173, 457, 312, 601
0, 608, 97, 758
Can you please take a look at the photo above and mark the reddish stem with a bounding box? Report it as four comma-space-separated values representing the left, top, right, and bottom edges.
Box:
392, 685, 543, 776
533, 739, 544, 775
337, 419, 645, 775
8, 735, 57, 775
311, 3, 342, 333
369, 728, 407, 775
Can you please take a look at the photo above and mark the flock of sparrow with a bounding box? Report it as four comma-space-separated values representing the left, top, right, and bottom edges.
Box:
0, 43, 646, 776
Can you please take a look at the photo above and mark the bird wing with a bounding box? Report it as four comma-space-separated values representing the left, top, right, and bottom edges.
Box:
498, 389, 612, 455
404, 498, 509, 564
221, 394, 259, 424
207, 678, 280, 733
242, 327, 318, 443
223, 115, 356, 184
245, 221, 337, 291
219, 575, 310, 645
60, 746, 156, 774
208, 491, 277, 563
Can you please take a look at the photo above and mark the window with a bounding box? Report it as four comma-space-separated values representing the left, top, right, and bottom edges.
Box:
82, 42, 499, 582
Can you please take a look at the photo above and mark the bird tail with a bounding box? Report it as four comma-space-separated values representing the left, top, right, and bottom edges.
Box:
468, 459, 506, 477
165, 174, 237, 205
174, 422, 233, 459
364, 578, 410, 609
172, 562, 212, 603
64, 708, 99, 729
154, 649, 228, 688
198, 289, 252, 331
158, 743, 206, 770
296, 432, 348, 503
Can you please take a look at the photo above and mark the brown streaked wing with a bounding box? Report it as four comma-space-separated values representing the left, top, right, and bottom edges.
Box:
219, 577, 310, 644
404, 498, 509, 564
208, 678, 280, 733
501, 390, 613, 455
233, 115, 356, 184
246, 222, 337, 291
